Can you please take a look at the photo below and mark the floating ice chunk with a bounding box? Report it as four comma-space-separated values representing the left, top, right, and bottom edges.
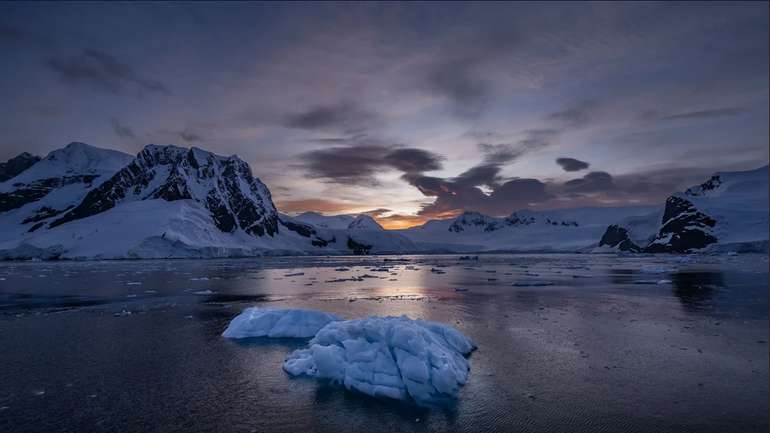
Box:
192, 289, 215, 295
222, 308, 341, 339
283, 315, 476, 406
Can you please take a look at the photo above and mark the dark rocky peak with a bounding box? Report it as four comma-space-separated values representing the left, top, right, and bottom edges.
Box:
598, 225, 641, 252
644, 195, 717, 253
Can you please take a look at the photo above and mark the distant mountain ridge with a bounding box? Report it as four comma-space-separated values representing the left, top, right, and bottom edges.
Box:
0, 142, 765, 259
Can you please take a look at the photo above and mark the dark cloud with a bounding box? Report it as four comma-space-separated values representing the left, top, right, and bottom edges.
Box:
453, 164, 503, 188
297, 144, 443, 185
412, 175, 553, 218
282, 102, 375, 132
556, 157, 590, 172
47, 49, 170, 96
564, 171, 614, 193
110, 117, 135, 139
383, 148, 443, 173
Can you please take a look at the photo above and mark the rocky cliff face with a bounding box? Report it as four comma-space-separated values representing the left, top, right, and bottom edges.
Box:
49, 145, 279, 237
644, 196, 717, 253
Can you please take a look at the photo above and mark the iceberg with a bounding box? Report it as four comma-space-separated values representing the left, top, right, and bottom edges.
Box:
222, 308, 341, 339
283, 315, 476, 406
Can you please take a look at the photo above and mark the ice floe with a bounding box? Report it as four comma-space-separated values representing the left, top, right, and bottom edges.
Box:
283, 315, 476, 406
222, 307, 341, 339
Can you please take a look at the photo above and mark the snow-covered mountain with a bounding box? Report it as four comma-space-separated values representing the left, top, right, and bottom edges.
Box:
1, 142, 764, 259
0, 142, 133, 240
293, 211, 355, 229
398, 206, 658, 252
0, 152, 41, 182
0, 143, 418, 259
347, 214, 383, 230
598, 166, 769, 253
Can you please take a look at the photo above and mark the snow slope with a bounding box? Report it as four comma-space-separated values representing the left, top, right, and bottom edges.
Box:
294, 211, 355, 229
399, 207, 658, 252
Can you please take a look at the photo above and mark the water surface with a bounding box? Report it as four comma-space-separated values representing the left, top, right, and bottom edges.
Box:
0, 254, 767, 433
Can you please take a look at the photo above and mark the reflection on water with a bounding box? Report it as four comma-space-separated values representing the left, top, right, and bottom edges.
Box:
671, 272, 724, 312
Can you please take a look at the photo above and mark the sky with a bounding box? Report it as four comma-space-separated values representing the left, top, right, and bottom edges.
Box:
1, 2, 768, 228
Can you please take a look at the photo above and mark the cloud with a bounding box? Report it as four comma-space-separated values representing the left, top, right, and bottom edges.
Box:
47, 49, 170, 96
277, 198, 357, 214
110, 117, 135, 139
180, 129, 202, 142
281, 102, 375, 132
659, 107, 746, 121
556, 157, 590, 172
297, 143, 444, 185
412, 175, 553, 218
478, 143, 524, 165
563, 171, 614, 193
427, 58, 488, 116
546, 100, 600, 128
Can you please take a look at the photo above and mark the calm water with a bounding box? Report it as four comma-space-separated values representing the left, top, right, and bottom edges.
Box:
0, 254, 767, 433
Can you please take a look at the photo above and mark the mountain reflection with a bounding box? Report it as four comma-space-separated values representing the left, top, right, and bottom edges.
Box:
671, 271, 724, 312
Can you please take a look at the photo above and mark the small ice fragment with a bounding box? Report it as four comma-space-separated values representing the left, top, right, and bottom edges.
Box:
284, 272, 305, 277
656, 279, 672, 285
454, 288, 468, 292
192, 290, 215, 295
126, 281, 142, 286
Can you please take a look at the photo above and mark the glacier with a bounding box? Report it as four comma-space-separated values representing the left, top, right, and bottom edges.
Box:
283, 315, 476, 406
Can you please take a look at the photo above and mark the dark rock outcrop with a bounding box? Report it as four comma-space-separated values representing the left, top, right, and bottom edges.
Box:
644, 196, 717, 253
0, 152, 40, 182
598, 224, 641, 252
0, 175, 98, 213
